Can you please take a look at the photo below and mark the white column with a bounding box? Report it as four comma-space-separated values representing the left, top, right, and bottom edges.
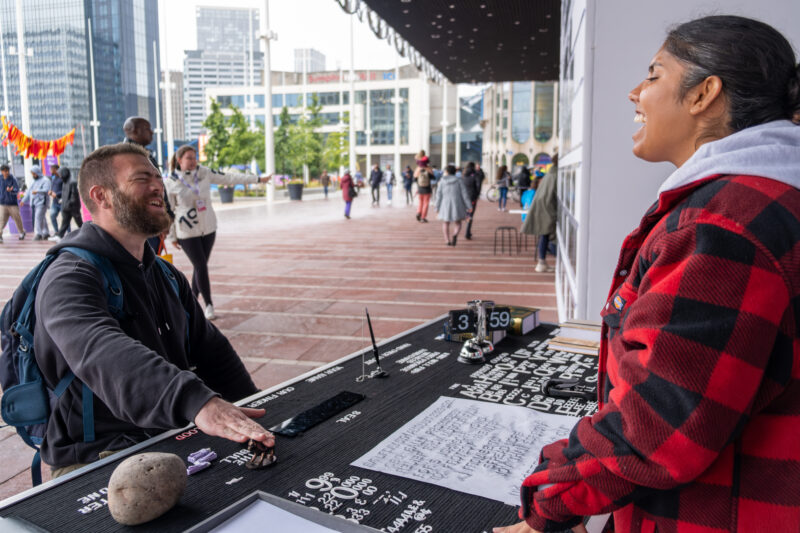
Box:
338, 61, 344, 177
365, 82, 371, 171
152, 41, 163, 169
348, 15, 356, 174
454, 89, 461, 168
261, 0, 275, 202
14, 0, 31, 183
393, 53, 400, 176
0, 14, 13, 163
440, 80, 448, 168
301, 48, 308, 184
87, 18, 100, 152
421, 72, 430, 157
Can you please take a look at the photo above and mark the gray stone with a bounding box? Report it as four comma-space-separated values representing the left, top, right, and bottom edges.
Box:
107, 452, 187, 526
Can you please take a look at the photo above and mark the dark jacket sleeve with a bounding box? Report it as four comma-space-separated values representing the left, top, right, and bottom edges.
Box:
172, 263, 259, 402
37, 260, 218, 429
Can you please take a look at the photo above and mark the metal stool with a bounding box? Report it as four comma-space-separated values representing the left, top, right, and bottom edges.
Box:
494, 226, 520, 255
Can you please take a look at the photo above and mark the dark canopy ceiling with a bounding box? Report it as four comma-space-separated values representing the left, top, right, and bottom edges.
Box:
362, 0, 560, 83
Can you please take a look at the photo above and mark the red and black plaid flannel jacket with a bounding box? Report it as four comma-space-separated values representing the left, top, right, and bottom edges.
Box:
521, 175, 800, 532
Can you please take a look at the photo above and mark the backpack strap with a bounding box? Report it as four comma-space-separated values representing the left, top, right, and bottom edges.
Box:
60, 247, 124, 320
52, 247, 126, 446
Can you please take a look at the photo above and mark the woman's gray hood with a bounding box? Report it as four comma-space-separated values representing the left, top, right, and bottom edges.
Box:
658, 120, 800, 196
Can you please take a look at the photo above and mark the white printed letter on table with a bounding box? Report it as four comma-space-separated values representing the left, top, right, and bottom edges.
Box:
351, 396, 575, 506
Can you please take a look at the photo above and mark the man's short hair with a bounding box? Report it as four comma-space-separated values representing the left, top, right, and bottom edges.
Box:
79, 143, 150, 213
0, 164, 8, 172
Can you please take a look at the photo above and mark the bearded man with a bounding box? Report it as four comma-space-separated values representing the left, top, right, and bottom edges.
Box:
34, 143, 273, 477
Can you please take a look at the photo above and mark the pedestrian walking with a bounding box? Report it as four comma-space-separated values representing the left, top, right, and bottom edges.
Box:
20, 165, 51, 240
521, 154, 558, 272
0, 164, 25, 242
341, 170, 357, 219
54, 168, 82, 239
402, 165, 414, 205
320, 170, 331, 199
496, 165, 511, 211
369, 163, 382, 206
462, 161, 483, 240
414, 163, 433, 223
165, 145, 271, 320
383, 164, 396, 204
434, 165, 472, 246
47, 165, 63, 241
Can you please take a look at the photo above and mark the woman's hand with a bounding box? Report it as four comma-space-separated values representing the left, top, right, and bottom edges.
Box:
172, 240, 181, 250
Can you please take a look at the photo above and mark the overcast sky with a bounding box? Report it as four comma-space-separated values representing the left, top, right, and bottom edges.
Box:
160, 0, 483, 96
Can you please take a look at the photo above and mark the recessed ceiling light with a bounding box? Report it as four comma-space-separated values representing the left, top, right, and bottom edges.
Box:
431, 34, 440, 38
402, 9, 409, 14
450, 17, 455, 22
449, 4, 455, 8
437, 14, 442, 18
539, 28, 548, 33
514, 21, 520, 25
405, 23, 411, 27
487, 13, 493, 17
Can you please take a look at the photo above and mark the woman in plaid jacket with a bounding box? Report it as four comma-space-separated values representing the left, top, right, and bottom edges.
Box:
496, 16, 800, 533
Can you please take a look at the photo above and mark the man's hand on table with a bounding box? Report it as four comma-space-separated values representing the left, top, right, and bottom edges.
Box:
194, 397, 275, 446
493, 521, 588, 533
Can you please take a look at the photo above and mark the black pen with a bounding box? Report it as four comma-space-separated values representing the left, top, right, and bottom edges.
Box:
365, 308, 388, 378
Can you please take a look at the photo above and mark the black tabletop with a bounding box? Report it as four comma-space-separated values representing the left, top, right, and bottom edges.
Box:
0, 318, 598, 533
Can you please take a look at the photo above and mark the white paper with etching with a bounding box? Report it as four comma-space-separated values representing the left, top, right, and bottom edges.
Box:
352, 396, 576, 506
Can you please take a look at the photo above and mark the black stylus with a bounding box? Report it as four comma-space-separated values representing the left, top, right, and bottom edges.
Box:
365, 308, 388, 377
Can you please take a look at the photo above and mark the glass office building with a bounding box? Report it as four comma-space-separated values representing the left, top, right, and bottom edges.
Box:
0, 0, 159, 169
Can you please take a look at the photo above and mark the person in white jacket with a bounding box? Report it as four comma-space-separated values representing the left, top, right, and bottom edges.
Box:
166, 145, 270, 320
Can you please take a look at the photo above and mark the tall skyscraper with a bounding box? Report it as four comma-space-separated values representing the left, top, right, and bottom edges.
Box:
0, 0, 160, 169
183, 7, 263, 140
161, 70, 185, 142
294, 48, 326, 74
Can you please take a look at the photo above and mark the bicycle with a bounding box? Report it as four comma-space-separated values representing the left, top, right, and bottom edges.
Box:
485, 184, 522, 204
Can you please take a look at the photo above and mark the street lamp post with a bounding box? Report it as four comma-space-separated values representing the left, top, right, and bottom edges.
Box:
87, 18, 100, 151
152, 41, 163, 169
348, 14, 356, 175
260, 0, 276, 202
441, 80, 448, 168
0, 16, 13, 163
14, 0, 32, 183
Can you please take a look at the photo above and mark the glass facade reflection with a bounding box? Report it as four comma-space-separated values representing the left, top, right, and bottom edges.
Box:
534, 83, 555, 142
511, 81, 531, 143
0, 0, 159, 169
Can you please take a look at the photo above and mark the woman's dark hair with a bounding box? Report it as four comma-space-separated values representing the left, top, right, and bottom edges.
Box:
169, 145, 197, 173
446, 164, 457, 175
465, 161, 476, 174
495, 165, 508, 181
664, 15, 800, 131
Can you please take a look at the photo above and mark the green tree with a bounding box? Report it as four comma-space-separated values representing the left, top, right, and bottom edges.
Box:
218, 106, 261, 168
201, 99, 230, 169
322, 113, 349, 172
274, 106, 296, 176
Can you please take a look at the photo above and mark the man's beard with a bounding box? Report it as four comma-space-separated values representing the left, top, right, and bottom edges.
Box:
110, 185, 171, 237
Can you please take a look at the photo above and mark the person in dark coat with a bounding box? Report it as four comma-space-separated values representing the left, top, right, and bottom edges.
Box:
462, 161, 483, 240
341, 170, 357, 219
47, 165, 63, 238
0, 164, 25, 241
55, 168, 82, 239
402, 165, 414, 205
36, 142, 272, 477
369, 163, 382, 206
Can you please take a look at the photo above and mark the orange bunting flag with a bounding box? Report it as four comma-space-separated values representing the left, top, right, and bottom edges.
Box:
0, 116, 75, 159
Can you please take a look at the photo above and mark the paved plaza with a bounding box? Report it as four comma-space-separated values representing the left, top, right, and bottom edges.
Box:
0, 190, 556, 500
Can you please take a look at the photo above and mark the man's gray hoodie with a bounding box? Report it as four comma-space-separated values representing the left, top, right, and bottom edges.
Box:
35, 223, 257, 468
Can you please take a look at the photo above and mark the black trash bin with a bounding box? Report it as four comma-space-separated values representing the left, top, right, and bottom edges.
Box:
287, 183, 304, 201
219, 186, 235, 204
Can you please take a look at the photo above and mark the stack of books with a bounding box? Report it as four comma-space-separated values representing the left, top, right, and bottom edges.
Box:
548, 320, 601, 356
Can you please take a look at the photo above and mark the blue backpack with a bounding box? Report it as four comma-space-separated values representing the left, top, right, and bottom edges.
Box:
0, 247, 181, 485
